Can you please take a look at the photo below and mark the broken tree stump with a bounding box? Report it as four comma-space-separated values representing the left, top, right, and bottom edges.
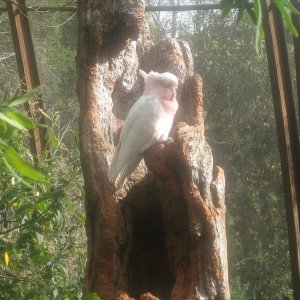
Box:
77, 1, 229, 299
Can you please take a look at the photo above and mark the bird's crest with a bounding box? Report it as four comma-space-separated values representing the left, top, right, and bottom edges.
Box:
139, 69, 178, 86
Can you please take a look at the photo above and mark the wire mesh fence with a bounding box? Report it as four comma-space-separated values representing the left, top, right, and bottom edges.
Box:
0, 1, 294, 299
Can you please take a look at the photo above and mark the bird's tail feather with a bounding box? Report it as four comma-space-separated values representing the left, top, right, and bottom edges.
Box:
115, 156, 142, 189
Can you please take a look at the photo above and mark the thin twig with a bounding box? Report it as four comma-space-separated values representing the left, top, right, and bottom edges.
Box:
0, 53, 15, 61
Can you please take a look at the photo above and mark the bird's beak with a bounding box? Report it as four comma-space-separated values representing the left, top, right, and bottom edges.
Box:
139, 69, 148, 79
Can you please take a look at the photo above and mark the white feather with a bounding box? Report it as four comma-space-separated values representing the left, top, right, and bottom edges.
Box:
108, 70, 178, 189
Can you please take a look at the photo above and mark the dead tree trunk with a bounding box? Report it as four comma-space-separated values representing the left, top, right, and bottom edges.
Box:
77, 1, 229, 299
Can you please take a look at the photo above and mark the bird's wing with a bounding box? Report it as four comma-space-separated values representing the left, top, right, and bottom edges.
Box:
120, 95, 160, 151
115, 155, 142, 189
108, 95, 160, 185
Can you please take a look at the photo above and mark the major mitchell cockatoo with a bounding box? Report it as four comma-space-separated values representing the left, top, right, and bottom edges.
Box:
108, 69, 179, 189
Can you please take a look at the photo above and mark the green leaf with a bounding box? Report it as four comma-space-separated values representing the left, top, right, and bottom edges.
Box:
0, 126, 18, 140
0, 112, 26, 130
36, 232, 44, 246
237, 0, 246, 23
31, 251, 52, 265
282, 0, 300, 16
84, 293, 101, 300
53, 288, 59, 299
55, 209, 65, 232
0, 120, 7, 135
4, 251, 10, 267
74, 210, 86, 224
254, 0, 263, 54
60, 265, 69, 276
47, 131, 59, 150
275, 0, 298, 37
2, 157, 33, 188
221, 0, 234, 18
1, 144, 46, 181
246, 5, 258, 24
64, 198, 73, 209
8, 86, 42, 108
6, 111, 35, 129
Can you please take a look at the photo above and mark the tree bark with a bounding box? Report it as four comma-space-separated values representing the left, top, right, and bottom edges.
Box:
77, 1, 229, 299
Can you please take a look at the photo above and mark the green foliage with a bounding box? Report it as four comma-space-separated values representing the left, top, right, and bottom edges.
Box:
179, 12, 292, 299
0, 2, 83, 299
0, 89, 85, 299
221, 0, 300, 52
0, 88, 46, 185
84, 292, 101, 300
274, 0, 300, 36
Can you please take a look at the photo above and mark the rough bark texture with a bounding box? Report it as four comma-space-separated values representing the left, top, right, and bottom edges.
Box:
77, 1, 229, 299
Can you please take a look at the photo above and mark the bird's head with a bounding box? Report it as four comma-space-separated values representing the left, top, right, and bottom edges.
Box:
139, 69, 178, 101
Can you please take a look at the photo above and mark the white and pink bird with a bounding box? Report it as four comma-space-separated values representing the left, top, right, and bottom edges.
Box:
108, 69, 179, 189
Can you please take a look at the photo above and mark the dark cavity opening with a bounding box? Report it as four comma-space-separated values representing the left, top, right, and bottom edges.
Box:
127, 182, 175, 300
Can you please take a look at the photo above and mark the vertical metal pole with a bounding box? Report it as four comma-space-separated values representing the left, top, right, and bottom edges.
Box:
6, 0, 48, 160
261, 0, 300, 298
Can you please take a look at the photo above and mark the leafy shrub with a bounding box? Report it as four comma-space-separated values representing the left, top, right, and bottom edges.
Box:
0, 88, 85, 299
